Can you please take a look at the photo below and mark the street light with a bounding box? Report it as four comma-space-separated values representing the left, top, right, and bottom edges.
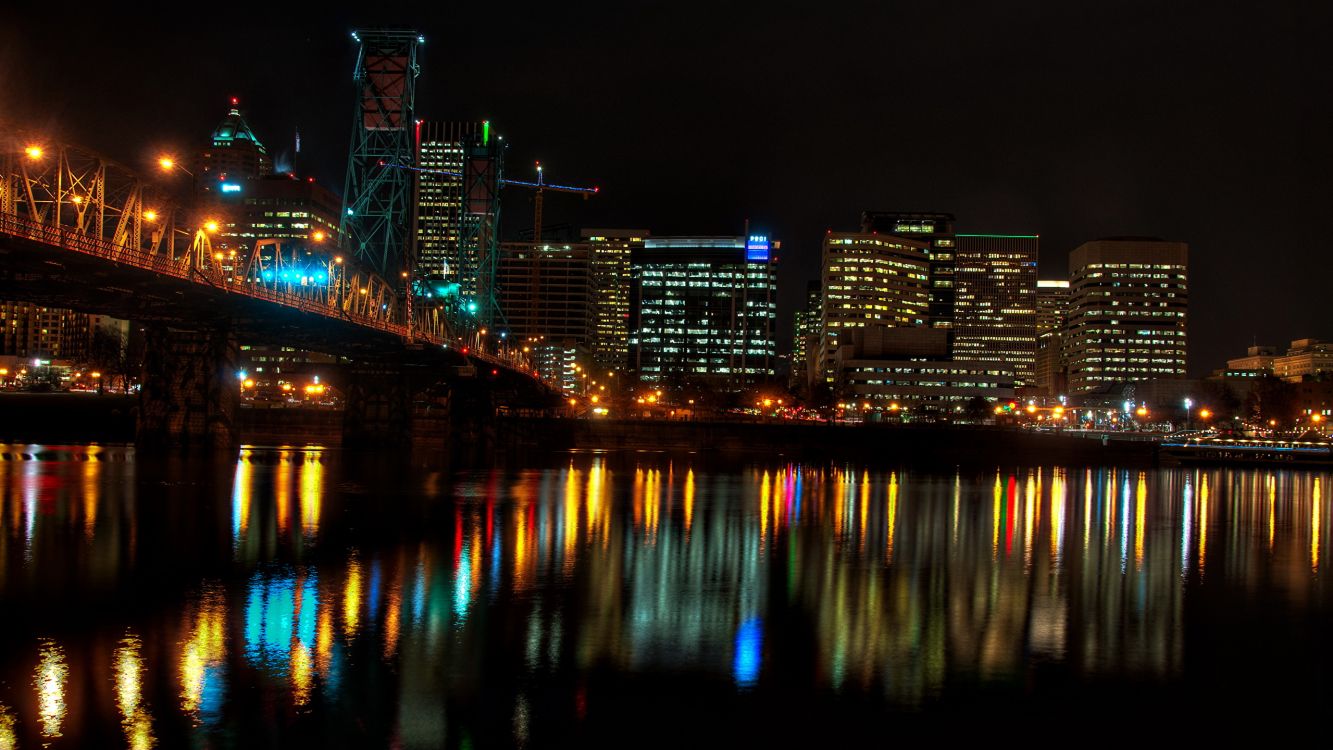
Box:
24, 145, 43, 160
1183, 397, 1193, 430
158, 155, 196, 193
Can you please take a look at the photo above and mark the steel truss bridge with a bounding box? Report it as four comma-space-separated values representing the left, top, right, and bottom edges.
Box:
0, 132, 556, 444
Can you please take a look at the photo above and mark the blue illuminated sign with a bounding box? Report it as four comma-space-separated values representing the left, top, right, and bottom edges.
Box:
220, 183, 241, 193
745, 234, 770, 262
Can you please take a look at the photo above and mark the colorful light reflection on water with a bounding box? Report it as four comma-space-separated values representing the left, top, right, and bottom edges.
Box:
0, 446, 1330, 745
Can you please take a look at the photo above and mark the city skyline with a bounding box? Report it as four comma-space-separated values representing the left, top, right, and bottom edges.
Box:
4, 4, 1333, 373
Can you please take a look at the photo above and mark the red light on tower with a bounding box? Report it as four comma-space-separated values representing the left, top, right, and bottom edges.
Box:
230, 96, 239, 107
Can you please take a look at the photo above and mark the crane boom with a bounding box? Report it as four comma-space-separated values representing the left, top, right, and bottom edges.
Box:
383, 160, 597, 243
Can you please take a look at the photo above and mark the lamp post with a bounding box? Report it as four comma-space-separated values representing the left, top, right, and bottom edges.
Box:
1183, 397, 1193, 431
158, 156, 196, 196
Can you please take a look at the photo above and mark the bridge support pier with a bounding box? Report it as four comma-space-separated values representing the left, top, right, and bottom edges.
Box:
137, 326, 240, 448
342, 364, 412, 450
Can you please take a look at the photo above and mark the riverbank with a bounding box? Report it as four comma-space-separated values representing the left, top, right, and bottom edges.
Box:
0, 393, 1158, 466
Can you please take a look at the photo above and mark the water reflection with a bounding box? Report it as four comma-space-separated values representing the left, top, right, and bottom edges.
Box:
0, 445, 1332, 744
114, 634, 155, 749
34, 639, 66, 739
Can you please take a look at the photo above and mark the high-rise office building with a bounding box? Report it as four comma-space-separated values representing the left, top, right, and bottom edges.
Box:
582, 229, 648, 373
860, 211, 956, 329
952, 234, 1038, 386
819, 232, 930, 382
791, 280, 821, 391
218, 174, 341, 250
0, 302, 92, 361
1066, 239, 1189, 392
1036, 279, 1070, 336
414, 121, 486, 292
1034, 279, 1071, 395
496, 242, 594, 345
197, 98, 272, 189
630, 235, 777, 390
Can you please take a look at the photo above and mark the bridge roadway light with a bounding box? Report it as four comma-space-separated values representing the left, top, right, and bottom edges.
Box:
204, 220, 219, 233
312, 230, 326, 242
143, 210, 158, 222
24, 145, 43, 160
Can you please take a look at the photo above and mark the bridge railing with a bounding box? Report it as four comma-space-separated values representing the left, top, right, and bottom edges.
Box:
1, 134, 549, 388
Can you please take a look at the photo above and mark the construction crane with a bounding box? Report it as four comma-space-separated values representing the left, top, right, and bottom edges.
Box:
381, 154, 598, 336
383, 158, 598, 243
510, 161, 598, 244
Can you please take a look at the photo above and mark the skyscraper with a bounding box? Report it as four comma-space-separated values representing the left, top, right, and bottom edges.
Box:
630, 235, 777, 390
1036, 279, 1070, 336
496, 242, 594, 345
218, 174, 341, 250
790, 280, 821, 391
1034, 279, 1071, 395
860, 211, 956, 329
819, 232, 930, 382
582, 229, 648, 373
413, 120, 487, 293
1066, 239, 1188, 392
197, 98, 272, 190
952, 234, 1038, 386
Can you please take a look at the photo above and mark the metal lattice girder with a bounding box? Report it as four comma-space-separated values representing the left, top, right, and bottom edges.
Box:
339, 29, 421, 280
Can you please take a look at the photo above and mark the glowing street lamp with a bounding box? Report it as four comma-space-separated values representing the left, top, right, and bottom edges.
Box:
203, 220, 219, 233
24, 145, 43, 160
143, 209, 158, 222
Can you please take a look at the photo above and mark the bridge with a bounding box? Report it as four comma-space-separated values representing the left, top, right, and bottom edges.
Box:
0, 135, 559, 448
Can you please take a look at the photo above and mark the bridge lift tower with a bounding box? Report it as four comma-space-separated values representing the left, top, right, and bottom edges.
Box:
340, 29, 421, 283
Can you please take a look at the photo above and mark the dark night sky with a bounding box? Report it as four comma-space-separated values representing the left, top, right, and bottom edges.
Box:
5, 2, 1332, 372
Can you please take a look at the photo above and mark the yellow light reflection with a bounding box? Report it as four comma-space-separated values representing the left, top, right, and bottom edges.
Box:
992, 472, 1002, 558
115, 634, 156, 748
276, 450, 292, 535
316, 603, 334, 676
344, 554, 364, 638
384, 585, 402, 660
82, 452, 99, 540
1024, 473, 1037, 568
291, 642, 313, 706
299, 451, 323, 538
34, 639, 67, 739
234, 452, 253, 543
1269, 475, 1276, 550
760, 470, 771, 544
180, 585, 225, 717
1050, 469, 1066, 565
858, 470, 870, 552
1199, 473, 1210, 576
1134, 473, 1147, 569
684, 469, 695, 535
0, 704, 14, 750
886, 472, 899, 563
1313, 478, 1322, 573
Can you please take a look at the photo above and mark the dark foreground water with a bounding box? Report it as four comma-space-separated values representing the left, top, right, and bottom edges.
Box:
0, 444, 1329, 747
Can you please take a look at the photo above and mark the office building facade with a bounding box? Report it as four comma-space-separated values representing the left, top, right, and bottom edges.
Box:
832, 326, 1015, 414
791, 280, 821, 391
952, 234, 1038, 385
583, 229, 648, 373
496, 242, 594, 345
414, 121, 486, 292
1066, 239, 1189, 392
630, 235, 777, 390
197, 98, 273, 189
819, 232, 930, 381
860, 211, 957, 329
1033, 279, 1071, 395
